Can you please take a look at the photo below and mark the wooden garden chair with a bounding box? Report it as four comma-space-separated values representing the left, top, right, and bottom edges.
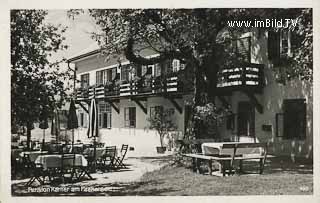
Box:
114, 144, 129, 169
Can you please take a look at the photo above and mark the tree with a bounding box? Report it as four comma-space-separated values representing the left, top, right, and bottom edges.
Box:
11, 10, 70, 149
69, 8, 312, 139
147, 108, 177, 148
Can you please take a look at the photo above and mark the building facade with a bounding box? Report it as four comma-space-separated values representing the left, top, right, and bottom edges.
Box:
67, 28, 313, 159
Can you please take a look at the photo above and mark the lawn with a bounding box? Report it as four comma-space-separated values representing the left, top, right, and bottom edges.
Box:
106, 156, 313, 196
11, 156, 313, 196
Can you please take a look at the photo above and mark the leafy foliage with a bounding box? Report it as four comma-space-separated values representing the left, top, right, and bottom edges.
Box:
11, 10, 70, 147
68, 8, 312, 139
147, 108, 177, 147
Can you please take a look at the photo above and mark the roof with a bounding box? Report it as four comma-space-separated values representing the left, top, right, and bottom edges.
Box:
67, 43, 101, 63
67, 42, 159, 64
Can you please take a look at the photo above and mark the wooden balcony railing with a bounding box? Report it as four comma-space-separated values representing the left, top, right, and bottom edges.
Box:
119, 72, 183, 97
217, 63, 264, 93
75, 63, 263, 101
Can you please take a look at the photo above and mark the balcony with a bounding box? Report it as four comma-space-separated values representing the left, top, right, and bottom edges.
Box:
119, 71, 189, 97
216, 63, 264, 94
76, 63, 264, 102
76, 85, 105, 101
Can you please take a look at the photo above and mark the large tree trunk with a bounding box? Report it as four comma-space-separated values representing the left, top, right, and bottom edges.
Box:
26, 122, 32, 150
192, 49, 220, 140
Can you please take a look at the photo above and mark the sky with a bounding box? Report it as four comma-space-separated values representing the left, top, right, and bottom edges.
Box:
44, 10, 100, 66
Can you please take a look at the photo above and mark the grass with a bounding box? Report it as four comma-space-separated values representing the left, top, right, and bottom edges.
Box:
130, 157, 313, 196
11, 156, 313, 196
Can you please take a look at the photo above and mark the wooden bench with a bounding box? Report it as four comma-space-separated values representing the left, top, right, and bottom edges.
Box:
183, 142, 268, 176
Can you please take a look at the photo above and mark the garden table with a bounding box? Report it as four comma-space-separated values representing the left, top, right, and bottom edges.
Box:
35, 154, 88, 169
20, 151, 48, 162
201, 142, 261, 156
34, 154, 93, 181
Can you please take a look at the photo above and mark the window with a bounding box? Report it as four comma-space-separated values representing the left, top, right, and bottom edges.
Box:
106, 69, 113, 82
223, 37, 251, 62
280, 30, 290, 56
124, 107, 136, 128
121, 65, 131, 82
172, 59, 180, 72
268, 30, 292, 62
154, 64, 161, 77
150, 106, 163, 118
80, 73, 90, 89
282, 99, 306, 139
96, 69, 114, 86
96, 70, 107, 86
99, 103, 112, 129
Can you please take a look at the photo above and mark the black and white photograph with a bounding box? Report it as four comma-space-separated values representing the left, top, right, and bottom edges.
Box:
1, 0, 319, 200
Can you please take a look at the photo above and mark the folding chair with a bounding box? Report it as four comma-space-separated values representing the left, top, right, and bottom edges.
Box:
60, 153, 76, 183
101, 146, 117, 171
114, 144, 129, 169
24, 154, 44, 186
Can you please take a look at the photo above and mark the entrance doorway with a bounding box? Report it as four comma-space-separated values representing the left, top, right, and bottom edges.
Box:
237, 101, 255, 139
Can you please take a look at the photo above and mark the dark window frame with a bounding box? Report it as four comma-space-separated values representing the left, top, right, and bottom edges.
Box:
99, 103, 112, 129
282, 99, 306, 140
80, 73, 90, 89
124, 107, 136, 128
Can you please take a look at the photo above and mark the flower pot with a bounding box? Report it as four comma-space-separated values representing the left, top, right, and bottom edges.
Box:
156, 146, 166, 154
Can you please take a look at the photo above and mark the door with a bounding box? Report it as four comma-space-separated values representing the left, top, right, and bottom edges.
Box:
283, 99, 306, 139
237, 101, 255, 138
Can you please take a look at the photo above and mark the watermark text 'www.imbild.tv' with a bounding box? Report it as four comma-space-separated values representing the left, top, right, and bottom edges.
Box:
227, 19, 299, 28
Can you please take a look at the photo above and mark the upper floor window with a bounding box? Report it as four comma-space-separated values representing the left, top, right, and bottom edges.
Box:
96, 69, 107, 86
268, 29, 294, 63
121, 65, 131, 82
96, 68, 116, 86
221, 36, 251, 63
154, 64, 161, 77
80, 73, 89, 89
172, 59, 180, 72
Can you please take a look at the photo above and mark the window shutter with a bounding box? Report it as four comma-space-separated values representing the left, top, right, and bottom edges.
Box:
107, 113, 112, 128
268, 31, 280, 62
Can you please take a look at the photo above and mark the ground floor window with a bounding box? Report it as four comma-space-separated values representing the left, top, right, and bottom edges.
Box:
124, 107, 136, 128
99, 103, 112, 129
282, 99, 306, 139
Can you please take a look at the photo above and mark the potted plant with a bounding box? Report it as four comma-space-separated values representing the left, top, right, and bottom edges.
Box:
147, 108, 177, 153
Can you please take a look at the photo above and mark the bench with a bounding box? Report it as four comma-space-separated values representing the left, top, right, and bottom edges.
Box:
183, 142, 268, 176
